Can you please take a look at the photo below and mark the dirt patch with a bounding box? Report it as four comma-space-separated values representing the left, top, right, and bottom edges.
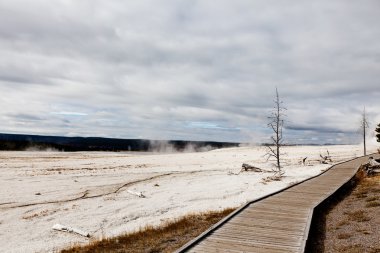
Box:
323, 175, 380, 253
308, 174, 380, 253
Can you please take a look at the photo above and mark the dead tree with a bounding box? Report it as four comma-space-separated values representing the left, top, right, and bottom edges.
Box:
320, 150, 332, 164
359, 107, 369, 156
265, 88, 286, 172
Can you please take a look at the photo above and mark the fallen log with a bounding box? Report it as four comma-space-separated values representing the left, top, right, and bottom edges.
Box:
363, 157, 380, 175
369, 157, 380, 166
127, 190, 146, 198
241, 163, 263, 172
364, 165, 380, 175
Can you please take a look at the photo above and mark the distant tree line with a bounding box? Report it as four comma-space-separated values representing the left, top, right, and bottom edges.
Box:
0, 133, 239, 152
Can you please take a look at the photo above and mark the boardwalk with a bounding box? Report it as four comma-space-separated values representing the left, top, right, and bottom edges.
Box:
177, 155, 377, 253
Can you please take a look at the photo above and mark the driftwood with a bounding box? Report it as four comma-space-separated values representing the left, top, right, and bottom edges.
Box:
261, 170, 285, 183
363, 164, 380, 175
241, 163, 264, 172
127, 190, 145, 198
52, 224, 90, 237
240, 164, 285, 183
302, 157, 307, 165
228, 164, 270, 175
364, 157, 380, 175
320, 150, 332, 164
369, 157, 380, 166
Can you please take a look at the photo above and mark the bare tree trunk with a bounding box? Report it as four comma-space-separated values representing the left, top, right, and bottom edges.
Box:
361, 107, 369, 156
364, 124, 366, 156
276, 95, 280, 169
265, 88, 286, 172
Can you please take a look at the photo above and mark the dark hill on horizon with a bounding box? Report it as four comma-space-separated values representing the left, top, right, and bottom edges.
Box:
0, 133, 240, 152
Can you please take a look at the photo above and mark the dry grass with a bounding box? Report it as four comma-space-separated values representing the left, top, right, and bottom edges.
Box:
335, 245, 363, 253
356, 228, 371, 235
353, 173, 378, 199
61, 208, 235, 253
365, 196, 379, 202
335, 219, 350, 229
345, 209, 371, 222
354, 191, 368, 199
365, 201, 380, 208
337, 233, 351, 240
336, 245, 380, 253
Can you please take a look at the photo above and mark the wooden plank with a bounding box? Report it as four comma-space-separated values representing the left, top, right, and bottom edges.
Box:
240, 209, 310, 219
205, 236, 299, 249
212, 230, 302, 243
247, 205, 310, 215
198, 237, 299, 252
235, 213, 308, 222
228, 219, 306, 232
216, 224, 305, 236
256, 200, 319, 207
187, 244, 243, 253
221, 220, 307, 232
189, 243, 293, 253
249, 203, 311, 213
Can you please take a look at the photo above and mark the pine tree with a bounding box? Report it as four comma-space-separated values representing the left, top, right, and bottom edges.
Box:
376, 123, 380, 142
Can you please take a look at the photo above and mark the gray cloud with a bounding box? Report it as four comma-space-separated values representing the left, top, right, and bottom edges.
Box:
0, 0, 380, 144
286, 125, 355, 135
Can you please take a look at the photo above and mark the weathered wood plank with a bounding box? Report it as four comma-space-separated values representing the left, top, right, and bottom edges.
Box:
204, 237, 300, 250
217, 224, 305, 236
212, 230, 302, 243
196, 238, 299, 252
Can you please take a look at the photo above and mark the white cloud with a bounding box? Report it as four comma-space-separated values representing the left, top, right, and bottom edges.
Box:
0, 0, 380, 143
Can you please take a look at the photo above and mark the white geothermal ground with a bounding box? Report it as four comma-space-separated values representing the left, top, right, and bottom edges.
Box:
0, 144, 378, 252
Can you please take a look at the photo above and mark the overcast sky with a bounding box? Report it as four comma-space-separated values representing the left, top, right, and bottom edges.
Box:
0, 0, 379, 144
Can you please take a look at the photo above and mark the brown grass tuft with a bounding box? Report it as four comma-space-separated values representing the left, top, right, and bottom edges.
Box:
366, 196, 379, 202
61, 208, 235, 253
365, 201, 380, 208
336, 245, 363, 253
354, 187, 368, 199
344, 210, 371, 222
335, 219, 350, 229
337, 233, 352, 240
